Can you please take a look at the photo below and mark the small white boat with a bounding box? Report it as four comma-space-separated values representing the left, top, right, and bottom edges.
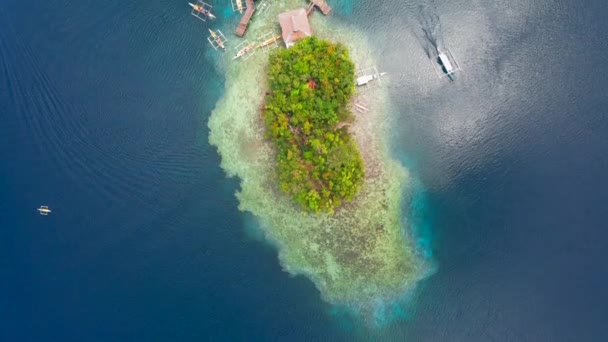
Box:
356, 72, 386, 86
233, 43, 255, 60
208, 29, 225, 49
437, 50, 455, 79
438, 52, 454, 74
354, 102, 368, 111
37, 205, 51, 215
433, 48, 461, 80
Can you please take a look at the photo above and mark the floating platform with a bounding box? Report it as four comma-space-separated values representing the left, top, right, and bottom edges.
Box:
431, 48, 461, 80
355, 66, 386, 87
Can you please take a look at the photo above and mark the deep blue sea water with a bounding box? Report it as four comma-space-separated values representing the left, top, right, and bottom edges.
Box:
2, 0, 608, 340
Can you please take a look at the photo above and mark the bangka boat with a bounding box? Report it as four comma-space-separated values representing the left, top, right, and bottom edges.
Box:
437, 49, 455, 80
37, 205, 51, 216
233, 42, 255, 60
209, 29, 225, 49
356, 72, 386, 86
432, 48, 461, 80
258, 35, 281, 49
189, 2, 216, 20
236, 0, 244, 14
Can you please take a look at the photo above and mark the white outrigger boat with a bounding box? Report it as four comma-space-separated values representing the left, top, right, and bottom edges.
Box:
37, 205, 51, 216
233, 42, 255, 60
208, 29, 226, 50
189, 1, 216, 21
356, 72, 386, 86
432, 48, 461, 80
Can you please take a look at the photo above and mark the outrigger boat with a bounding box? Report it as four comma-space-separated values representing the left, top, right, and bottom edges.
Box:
256, 0, 271, 16
233, 42, 255, 60
189, 2, 216, 20
209, 29, 225, 49
235, 0, 244, 14
258, 35, 281, 49
437, 50, 455, 80
37, 205, 51, 216
356, 72, 386, 86
432, 48, 461, 80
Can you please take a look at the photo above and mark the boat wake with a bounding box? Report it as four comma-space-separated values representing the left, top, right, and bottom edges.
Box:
412, 2, 444, 58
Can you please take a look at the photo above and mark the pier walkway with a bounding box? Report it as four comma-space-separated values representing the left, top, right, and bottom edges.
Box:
235, 0, 256, 36
308, 0, 331, 15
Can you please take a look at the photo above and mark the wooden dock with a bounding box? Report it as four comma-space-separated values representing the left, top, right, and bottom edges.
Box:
235, 0, 256, 36
309, 0, 331, 15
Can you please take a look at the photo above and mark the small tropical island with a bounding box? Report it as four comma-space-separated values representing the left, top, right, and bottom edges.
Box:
263, 37, 364, 213
208, 0, 428, 319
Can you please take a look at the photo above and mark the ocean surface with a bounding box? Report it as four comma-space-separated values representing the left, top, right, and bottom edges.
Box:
2, 0, 608, 340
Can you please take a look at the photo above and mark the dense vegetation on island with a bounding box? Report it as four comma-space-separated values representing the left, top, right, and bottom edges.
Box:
262, 37, 364, 213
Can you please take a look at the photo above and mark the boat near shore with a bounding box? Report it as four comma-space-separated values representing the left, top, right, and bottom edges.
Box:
356, 72, 386, 86
258, 35, 282, 49
233, 42, 255, 60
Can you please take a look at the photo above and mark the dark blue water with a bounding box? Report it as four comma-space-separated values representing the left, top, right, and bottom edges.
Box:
2, 0, 608, 340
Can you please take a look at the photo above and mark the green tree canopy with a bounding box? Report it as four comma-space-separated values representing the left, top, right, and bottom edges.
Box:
263, 37, 364, 213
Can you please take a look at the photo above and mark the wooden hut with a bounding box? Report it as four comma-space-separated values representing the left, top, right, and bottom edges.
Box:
278, 9, 312, 48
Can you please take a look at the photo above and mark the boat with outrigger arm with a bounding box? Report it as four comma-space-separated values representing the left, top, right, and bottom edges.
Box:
257, 34, 281, 49
188, 1, 216, 21
232, 41, 255, 60
208, 29, 227, 50
37, 205, 51, 216
431, 47, 461, 80
235, 0, 244, 14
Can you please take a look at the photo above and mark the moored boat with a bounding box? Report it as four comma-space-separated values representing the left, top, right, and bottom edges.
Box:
437, 49, 455, 80
258, 35, 281, 49
356, 72, 386, 86
209, 29, 225, 49
189, 2, 216, 20
233, 42, 255, 60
